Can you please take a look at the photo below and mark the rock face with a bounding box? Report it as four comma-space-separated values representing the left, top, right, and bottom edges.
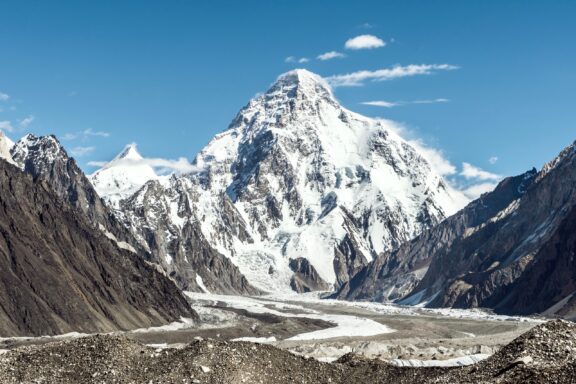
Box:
10, 134, 258, 296
10, 135, 147, 256
339, 140, 576, 317
0, 160, 195, 337
93, 69, 466, 294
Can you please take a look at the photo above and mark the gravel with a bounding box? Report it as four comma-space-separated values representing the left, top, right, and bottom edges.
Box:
0, 320, 575, 383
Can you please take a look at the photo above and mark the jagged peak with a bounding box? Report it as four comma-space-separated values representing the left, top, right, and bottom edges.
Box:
12, 133, 66, 158
113, 142, 143, 161
267, 68, 334, 100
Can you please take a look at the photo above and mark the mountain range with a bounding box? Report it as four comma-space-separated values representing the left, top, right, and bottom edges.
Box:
0, 68, 574, 332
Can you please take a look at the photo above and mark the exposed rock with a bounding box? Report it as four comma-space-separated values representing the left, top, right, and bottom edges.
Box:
289, 257, 331, 292
0, 160, 195, 337
1, 320, 575, 383
339, 140, 576, 318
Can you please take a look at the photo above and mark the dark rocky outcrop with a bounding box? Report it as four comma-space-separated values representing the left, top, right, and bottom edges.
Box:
10, 134, 150, 257
0, 161, 195, 337
289, 257, 331, 292
338, 140, 576, 318
336, 168, 537, 302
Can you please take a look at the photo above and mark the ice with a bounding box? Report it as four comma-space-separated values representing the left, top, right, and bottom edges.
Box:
185, 292, 395, 341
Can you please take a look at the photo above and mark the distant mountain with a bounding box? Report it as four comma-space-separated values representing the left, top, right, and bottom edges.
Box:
92, 69, 467, 293
90, 143, 160, 208
338, 140, 576, 318
0, 159, 195, 337
10, 134, 148, 256
10, 134, 248, 295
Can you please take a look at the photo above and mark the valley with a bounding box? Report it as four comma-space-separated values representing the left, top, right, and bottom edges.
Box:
0, 293, 538, 367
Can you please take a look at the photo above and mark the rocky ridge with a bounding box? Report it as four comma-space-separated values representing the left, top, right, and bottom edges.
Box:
339, 140, 576, 318
0, 160, 195, 336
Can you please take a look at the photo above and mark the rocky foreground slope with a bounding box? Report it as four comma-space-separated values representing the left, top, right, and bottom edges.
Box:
0, 160, 195, 336
0, 320, 574, 383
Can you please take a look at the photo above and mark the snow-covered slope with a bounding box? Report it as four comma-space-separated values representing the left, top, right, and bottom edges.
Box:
96, 69, 468, 294
90, 144, 159, 207
0, 132, 15, 165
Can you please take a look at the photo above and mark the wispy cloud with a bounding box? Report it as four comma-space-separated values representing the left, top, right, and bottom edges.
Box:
70, 146, 96, 157
345, 34, 385, 50
19, 115, 34, 128
461, 182, 499, 200
326, 64, 459, 87
0, 92, 9, 101
88, 156, 198, 174
358, 22, 375, 29
0, 121, 14, 132
460, 162, 501, 181
384, 120, 458, 177
317, 51, 346, 61
489, 156, 498, 165
62, 128, 110, 141
285, 56, 309, 64
84, 128, 110, 138
362, 98, 449, 108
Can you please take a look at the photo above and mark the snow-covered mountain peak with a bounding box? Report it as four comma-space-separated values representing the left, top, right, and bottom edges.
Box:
11, 134, 68, 170
113, 142, 143, 162
91, 70, 469, 294
89, 143, 159, 207
272, 68, 334, 99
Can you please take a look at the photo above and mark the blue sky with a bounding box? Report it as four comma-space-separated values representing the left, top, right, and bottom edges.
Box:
0, 0, 574, 196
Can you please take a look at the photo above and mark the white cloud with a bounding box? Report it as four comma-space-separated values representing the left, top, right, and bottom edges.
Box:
88, 156, 198, 174
489, 156, 498, 164
83, 128, 110, 138
62, 133, 78, 140
362, 98, 449, 108
362, 101, 399, 108
383, 120, 458, 177
0, 121, 14, 132
345, 34, 386, 50
62, 128, 110, 141
0, 92, 9, 101
317, 51, 346, 61
461, 182, 499, 200
19, 115, 34, 128
285, 56, 309, 64
460, 162, 501, 181
70, 146, 96, 157
327, 64, 459, 87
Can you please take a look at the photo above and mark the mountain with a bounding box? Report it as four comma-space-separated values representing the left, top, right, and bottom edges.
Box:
0, 159, 195, 337
10, 134, 149, 256
338, 140, 576, 318
90, 143, 160, 208
94, 69, 468, 294
9, 134, 255, 295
